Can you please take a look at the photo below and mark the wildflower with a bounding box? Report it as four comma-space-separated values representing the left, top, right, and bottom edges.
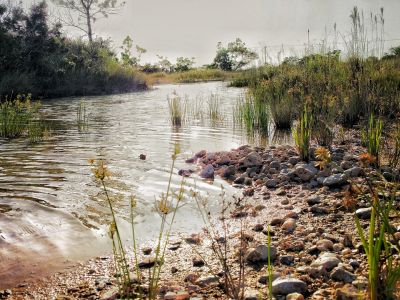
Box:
315, 147, 331, 170
91, 159, 112, 181
359, 153, 376, 167
155, 197, 172, 215
130, 195, 137, 209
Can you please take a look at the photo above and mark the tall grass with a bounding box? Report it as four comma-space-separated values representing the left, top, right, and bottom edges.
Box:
168, 92, 188, 126
234, 92, 269, 134
77, 101, 89, 132
292, 106, 313, 161
89, 145, 184, 299
0, 95, 47, 142
366, 114, 383, 165
353, 171, 400, 300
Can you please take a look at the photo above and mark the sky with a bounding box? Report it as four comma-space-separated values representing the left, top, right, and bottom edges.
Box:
21, 0, 400, 65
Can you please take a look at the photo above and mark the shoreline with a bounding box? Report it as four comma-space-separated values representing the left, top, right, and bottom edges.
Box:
4, 129, 398, 299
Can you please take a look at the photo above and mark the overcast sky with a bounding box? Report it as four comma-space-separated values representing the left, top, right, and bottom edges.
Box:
22, 0, 400, 65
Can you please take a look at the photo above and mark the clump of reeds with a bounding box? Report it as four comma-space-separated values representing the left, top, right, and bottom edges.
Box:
0, 95, 47, 142
77, 101, 89, 132
89, 144, 185, 299
365, 114, 383, 166
352, 168, 400, 300
292, 106, 312, 161
168, 92, 187, 126
234, 92, 269, 134
207, 93, 223, 123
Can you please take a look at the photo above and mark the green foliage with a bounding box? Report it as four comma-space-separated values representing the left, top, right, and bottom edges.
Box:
0, 95, 47, 142
292, 106, 312, 162
168, 92, 187, 126
234, 92, 269, 134
354, 174, 400, 300
0, 2, 147, 99
388, 126, 400, 168
366, 114, 383, 165
213, 38, 258, 71
175, 57, 195, 72
121, 35, 146, 67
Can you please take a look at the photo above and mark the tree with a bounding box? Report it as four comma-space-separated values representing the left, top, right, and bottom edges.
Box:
51, 0, 125, 42
175, 56, 195, 72
156, 55, 173, 73
120, 35, 147, 67
212, 38, 258, 71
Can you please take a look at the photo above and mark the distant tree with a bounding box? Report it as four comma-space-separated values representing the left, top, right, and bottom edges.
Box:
120, 35, 146, 67
382, 45, 400, 60
51, 0, 125, 42
175, 56, 195, 72
156, 55, 173, 73
212, 38, 258, 71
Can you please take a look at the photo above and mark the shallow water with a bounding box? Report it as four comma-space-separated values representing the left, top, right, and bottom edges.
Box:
0, 82, 291, 288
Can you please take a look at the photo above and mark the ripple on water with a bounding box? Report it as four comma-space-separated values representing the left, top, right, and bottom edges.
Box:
0, 82, 291, 288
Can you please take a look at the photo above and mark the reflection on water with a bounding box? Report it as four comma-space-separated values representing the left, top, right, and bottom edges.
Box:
0, 82, 292, 288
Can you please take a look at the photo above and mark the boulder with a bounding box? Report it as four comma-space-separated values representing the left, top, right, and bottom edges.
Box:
311, 252, 341, 271
294, 164, 318, 182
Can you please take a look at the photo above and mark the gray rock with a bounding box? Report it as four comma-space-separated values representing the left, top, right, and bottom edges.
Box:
355, 207, 372, 220
340, 160, 352, 170
288, 156, 300, 165
270, 160, 281, 170
280, 255, 295, 266
246, 244, 277, 263
344, 166, 362, 178
241, 151, 263, 168
272, 277, 307, 295
195, 275, 219, 287
266, 179, 278, 188
307, 196, 321, 206
331, 266, 356, 283
200, 164, 214, 179
294, 164, 318, 182
311, 252, 341, 271
323, 174, 348, 187
222, 165, 236, 178
243, 288, 259, 300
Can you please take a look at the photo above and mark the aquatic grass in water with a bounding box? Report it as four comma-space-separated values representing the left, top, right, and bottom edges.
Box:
77, 101, 89, 132
0, 95, 47, 142
168, 92, 188, 126
234, 92, 269, 134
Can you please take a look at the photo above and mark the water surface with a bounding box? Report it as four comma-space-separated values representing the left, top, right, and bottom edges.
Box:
0, 82, 289, 288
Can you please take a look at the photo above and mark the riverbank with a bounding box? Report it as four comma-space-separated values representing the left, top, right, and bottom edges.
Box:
4, 128, 399, 299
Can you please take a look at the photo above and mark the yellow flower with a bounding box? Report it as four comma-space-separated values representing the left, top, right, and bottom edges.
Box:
130, 195, 137, 209
156, 198, 172, 215
315, 147, 331, 170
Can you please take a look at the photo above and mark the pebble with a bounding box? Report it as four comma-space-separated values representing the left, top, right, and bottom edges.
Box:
316, 239, 334, 251
355, 207, 372, 219
272, 277, 307, 295
286, 293, 305, 300
311, 252, 341, 272
246, 244, 277, 263
330, 266, 356, 283
281, 218, 297, 233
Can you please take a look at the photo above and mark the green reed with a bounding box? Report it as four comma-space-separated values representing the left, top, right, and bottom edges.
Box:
168, 92, 187, 126
354, 172, 400, 300
77, 101, 89, 132
0, 95, 47, 142
292, 106, 313, 162
366, 114, 383, 165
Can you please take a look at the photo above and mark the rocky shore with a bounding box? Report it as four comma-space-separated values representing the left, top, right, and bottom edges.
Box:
4, 132, 400, 300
